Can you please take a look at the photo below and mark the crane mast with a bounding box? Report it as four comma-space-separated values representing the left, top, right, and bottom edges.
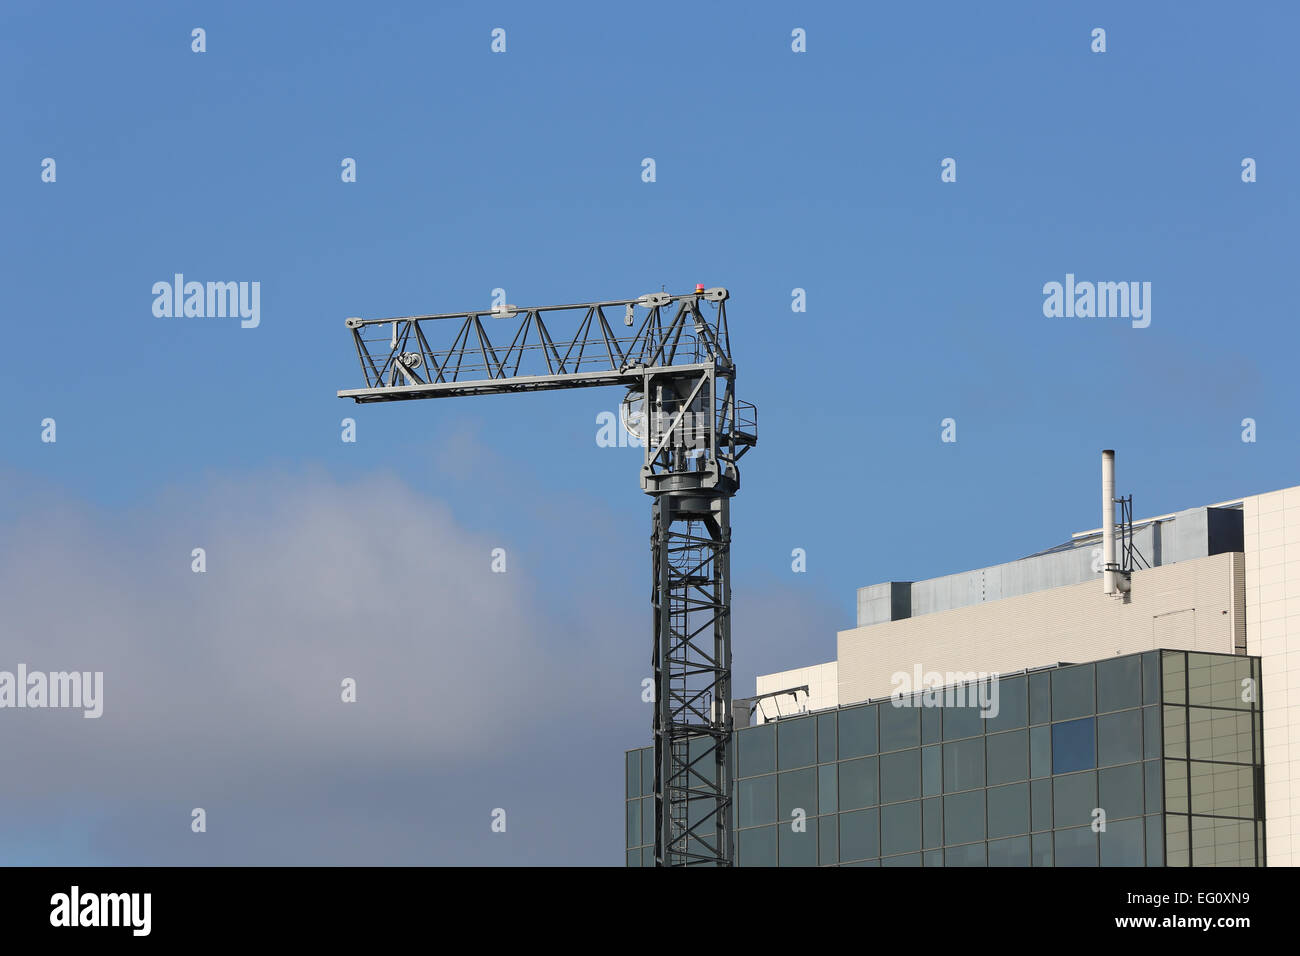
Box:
338, 287, 757, 866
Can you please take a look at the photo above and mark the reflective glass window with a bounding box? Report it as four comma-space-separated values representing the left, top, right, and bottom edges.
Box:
838, 704, 877, 758
1030, 724, 1051, 778
1052, 717, 1095, 774
1031, 832, 1053, 866
778, 718, 815, 770
943, 736, 985, 793
1029, 672, 1051, 725
626, 751, 640, 799
737, 774, 776, 827
987, 729, 1028, 785
922, 705, 942, 745
1054, 825, 1098, 866
817, 711, 837, 763
739, 825, 776, 867
1162, 652, 1186, 705
943, 790, 985, 846
1099, 762, 1143, 820
943, 699, 984, 740
1052, 664, 1095, 721
626, 800, 641, 848
779, 818, 818, 867
1097, 708, 1142, 767
1031, 778, 1052, 832
985, 676, 1027, 733
880, 748, 920, 803
818, 763, 837, 815
989, 835, 1030, 866
1100, 816, 1144, 866
1096, 655, 1142, 713
839, 808, 879, 862
1053, 770, 1097, 830
839, 756, 878, 811
922, 797, 943, 849
987, 782, 1029, 839
922, 745, 942, 797
945, 842, 986, 866
819, 814, 838, 865
778, 768, 816, 821
738, 724, 776, 777
881, 800, 921, 856
880, 702, 920, 752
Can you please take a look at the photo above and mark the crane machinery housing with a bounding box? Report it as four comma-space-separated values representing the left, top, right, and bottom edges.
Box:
338, 286, 757, 866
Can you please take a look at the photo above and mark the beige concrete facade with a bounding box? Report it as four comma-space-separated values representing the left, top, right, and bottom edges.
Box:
835, 551, 1242, 707
753, 661, 837, 723
1241, 486, 1300, 867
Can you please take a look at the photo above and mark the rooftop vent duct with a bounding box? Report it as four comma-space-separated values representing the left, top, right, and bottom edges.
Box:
1103, 450, 1117, 594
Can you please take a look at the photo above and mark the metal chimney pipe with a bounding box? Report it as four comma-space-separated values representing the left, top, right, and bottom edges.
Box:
1102, 450, 1116, 594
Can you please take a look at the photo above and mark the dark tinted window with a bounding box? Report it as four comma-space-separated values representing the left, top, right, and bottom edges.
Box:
987, 729, 1028, 785
922, 705, 942, 744
737, 774, 776, 827
818, 764, 837, 815
779, 818, 818, 867
739, 825, 776, 867
1030, 724, 1051, 778
627, 800, 641, 848
987, 782, 1029, 839
838, 705, 877, 758
1029, 672, 1052, 725
738, 724, 776, 777
945, 842, 986, 866
943, 700, 984, 740
922, 797, 943, 849
1052, 665, 1095, 721
1096, 655, 1142, 713
880, 749, 921, 803
985, 676, 1027, 732
943, 737, 985, 793
1099, 763, 1144, 821
1054, 826, 1098, 866
922, 745, 942, 797
1143, 706, 1161, 759
819, 814, 838, 865
880, 703, 920, 752
1053, 771, 1097, 829
778, 768, 816, 820
1031, 779, 1052, 831
1097, 709, 1142, 767
839, 808, 879, 862
778, 718, 815, 770
626, 751, 640, 798
1052, 718, 1095, 774
989, 835, 1030, 866
817, 712, 837, 763
943, 790, 985, 845
881, 801, 921, 856
839, 756, 878, 810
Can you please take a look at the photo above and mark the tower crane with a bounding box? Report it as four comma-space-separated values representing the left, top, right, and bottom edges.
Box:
338, 286, 757, 866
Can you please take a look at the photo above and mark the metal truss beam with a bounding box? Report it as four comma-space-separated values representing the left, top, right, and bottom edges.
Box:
338, 289, 735, 403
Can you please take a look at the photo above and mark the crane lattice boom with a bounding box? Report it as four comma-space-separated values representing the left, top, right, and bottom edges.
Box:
338, 287, 757, 866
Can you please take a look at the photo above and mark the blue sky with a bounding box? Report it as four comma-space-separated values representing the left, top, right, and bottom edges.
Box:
1, 1, 1297, 864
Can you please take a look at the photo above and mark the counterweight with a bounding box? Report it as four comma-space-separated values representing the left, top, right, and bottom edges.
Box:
338, 287, 756, 866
